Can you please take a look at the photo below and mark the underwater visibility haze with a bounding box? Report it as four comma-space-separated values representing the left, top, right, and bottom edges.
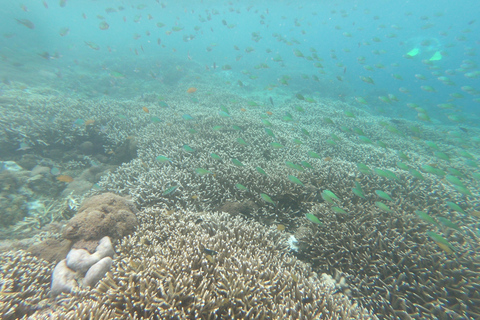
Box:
0, 0, 479, 319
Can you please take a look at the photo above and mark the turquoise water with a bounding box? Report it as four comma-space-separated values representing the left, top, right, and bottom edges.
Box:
0, 1, 479, 319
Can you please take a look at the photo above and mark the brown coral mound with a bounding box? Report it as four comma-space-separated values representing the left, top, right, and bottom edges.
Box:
0, 250, 54, 319
63, 193, 138, 242
298, 206, 480, 319
50, 209, 374, 319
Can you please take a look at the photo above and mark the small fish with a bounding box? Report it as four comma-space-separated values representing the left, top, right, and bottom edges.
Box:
15, 18, 35, 29
260, 193, 275, 205
269, 96, 274, 107
277, 224, 285, 231
210, 153, 222, 161
182, 114, 194, 120
352, 188, 366, 199
203, 248, 218, 255
437, 217, 461, 232
332, 207, 348, 214
426, 231, 455, 254
446, 201, 466, 215
162, 186, 178, 196
237, 138, 248, 146
195, 168, 213, 176
56, 175, 74, 182
256, 167, 267, 176
270, 142, 284, 149
415, 210, 438, 226
321, 190, 339, 203
375, 201, 393, 213
375, 190, 393, 201
307, 151, 321, 159
235, 183, 248, 191
142, 107, 149, 113
305, 213, 323, 225
231, 158, 244, 167
180, 145, 195, 153
156, 155, 172, 163
288, 175, 304, 186
218, 111, 230, 118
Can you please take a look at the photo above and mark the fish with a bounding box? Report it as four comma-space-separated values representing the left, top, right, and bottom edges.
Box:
321, 190, 339, 204
235, 183, 248, 191
260, 193, 275, 205
183, 145, 195, 152
210, 153, 222, 161
256, 167, 267, 176
195, 168, 213, 176
142, 107, 149, 113
415, 210, 438, 226
437, 217, 461, 232
288, 175, 304, 186
182, 114, 194, 120
187, 87, 197, 93
446, 201, 466, 215
375, 190, 393, 201
305, 213, 323, 225
162, 186, 178, 196
156, 156, 172, 163
375, 202, 393, 213
15, 19, 35, 29
269, 97, 274, 107
231, 158, 244, 167
426, 231, 455, 254
56, 175, 74, 182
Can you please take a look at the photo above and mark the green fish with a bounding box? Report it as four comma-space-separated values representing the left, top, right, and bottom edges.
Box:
426, 231, 455, 254
232, 125, 243, 131
434, 151, 450, 162
332, 207, 348, 214
453, 185, 472, 196
357, 163, 372, 175
396, 162, 410, 171
195, 168, 213, 176
292, 138, 303, 145
256, 166, 268, 176
358, 135, 372, 144
437, 217, 461, 232
308, 151, 321, 159
210, 153, 222, 161
375, 190, 393, 201
285, 161, 303, 171
262, 119, 272, 127
352, 187, 366, 199
235, 183, 248, 191
231, 158, 244, 167
409, 169, 425, 180
374, 168, 390, 178
260, 193, 275, 205
446, 201, 466, 215
301, 128, 310, 136
270, 142, 285, 149
301, 161, 313, 169
305, 213, 323, 225
414, 210, 438, 226
156, 155, 172, 163
323, 117, 334, 125
212, 125, 223, 131
321, 190, 339, 204
162, 186, 178, 196
183, 145, 195, 152
397, 151, 409, 161
264, 128, 275, 138
445, 175, 465, 188
237, 138, 248, 146
288, 175, 304, 186
375, 202, 393, 213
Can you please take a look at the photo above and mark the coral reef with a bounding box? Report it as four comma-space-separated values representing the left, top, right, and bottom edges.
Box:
0, 250, 54, 319
296, 196, 480, 319
62, 193, 138, 242
46, 208, 374, 319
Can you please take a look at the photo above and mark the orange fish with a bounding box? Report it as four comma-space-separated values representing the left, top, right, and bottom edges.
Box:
187, 87, 197, 93
85, 119, 95, 126
324, 157, 332, 161
142, 106, 149, 113
266, 111, 273, 115
240, 108, 246, 112
56, 175, 74, 183
277, 224, 285, 231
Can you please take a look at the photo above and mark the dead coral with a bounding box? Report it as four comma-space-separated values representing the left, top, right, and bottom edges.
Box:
62, 193, 138, 242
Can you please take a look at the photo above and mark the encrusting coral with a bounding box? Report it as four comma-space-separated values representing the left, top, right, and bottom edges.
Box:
62, 192, 138, 242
